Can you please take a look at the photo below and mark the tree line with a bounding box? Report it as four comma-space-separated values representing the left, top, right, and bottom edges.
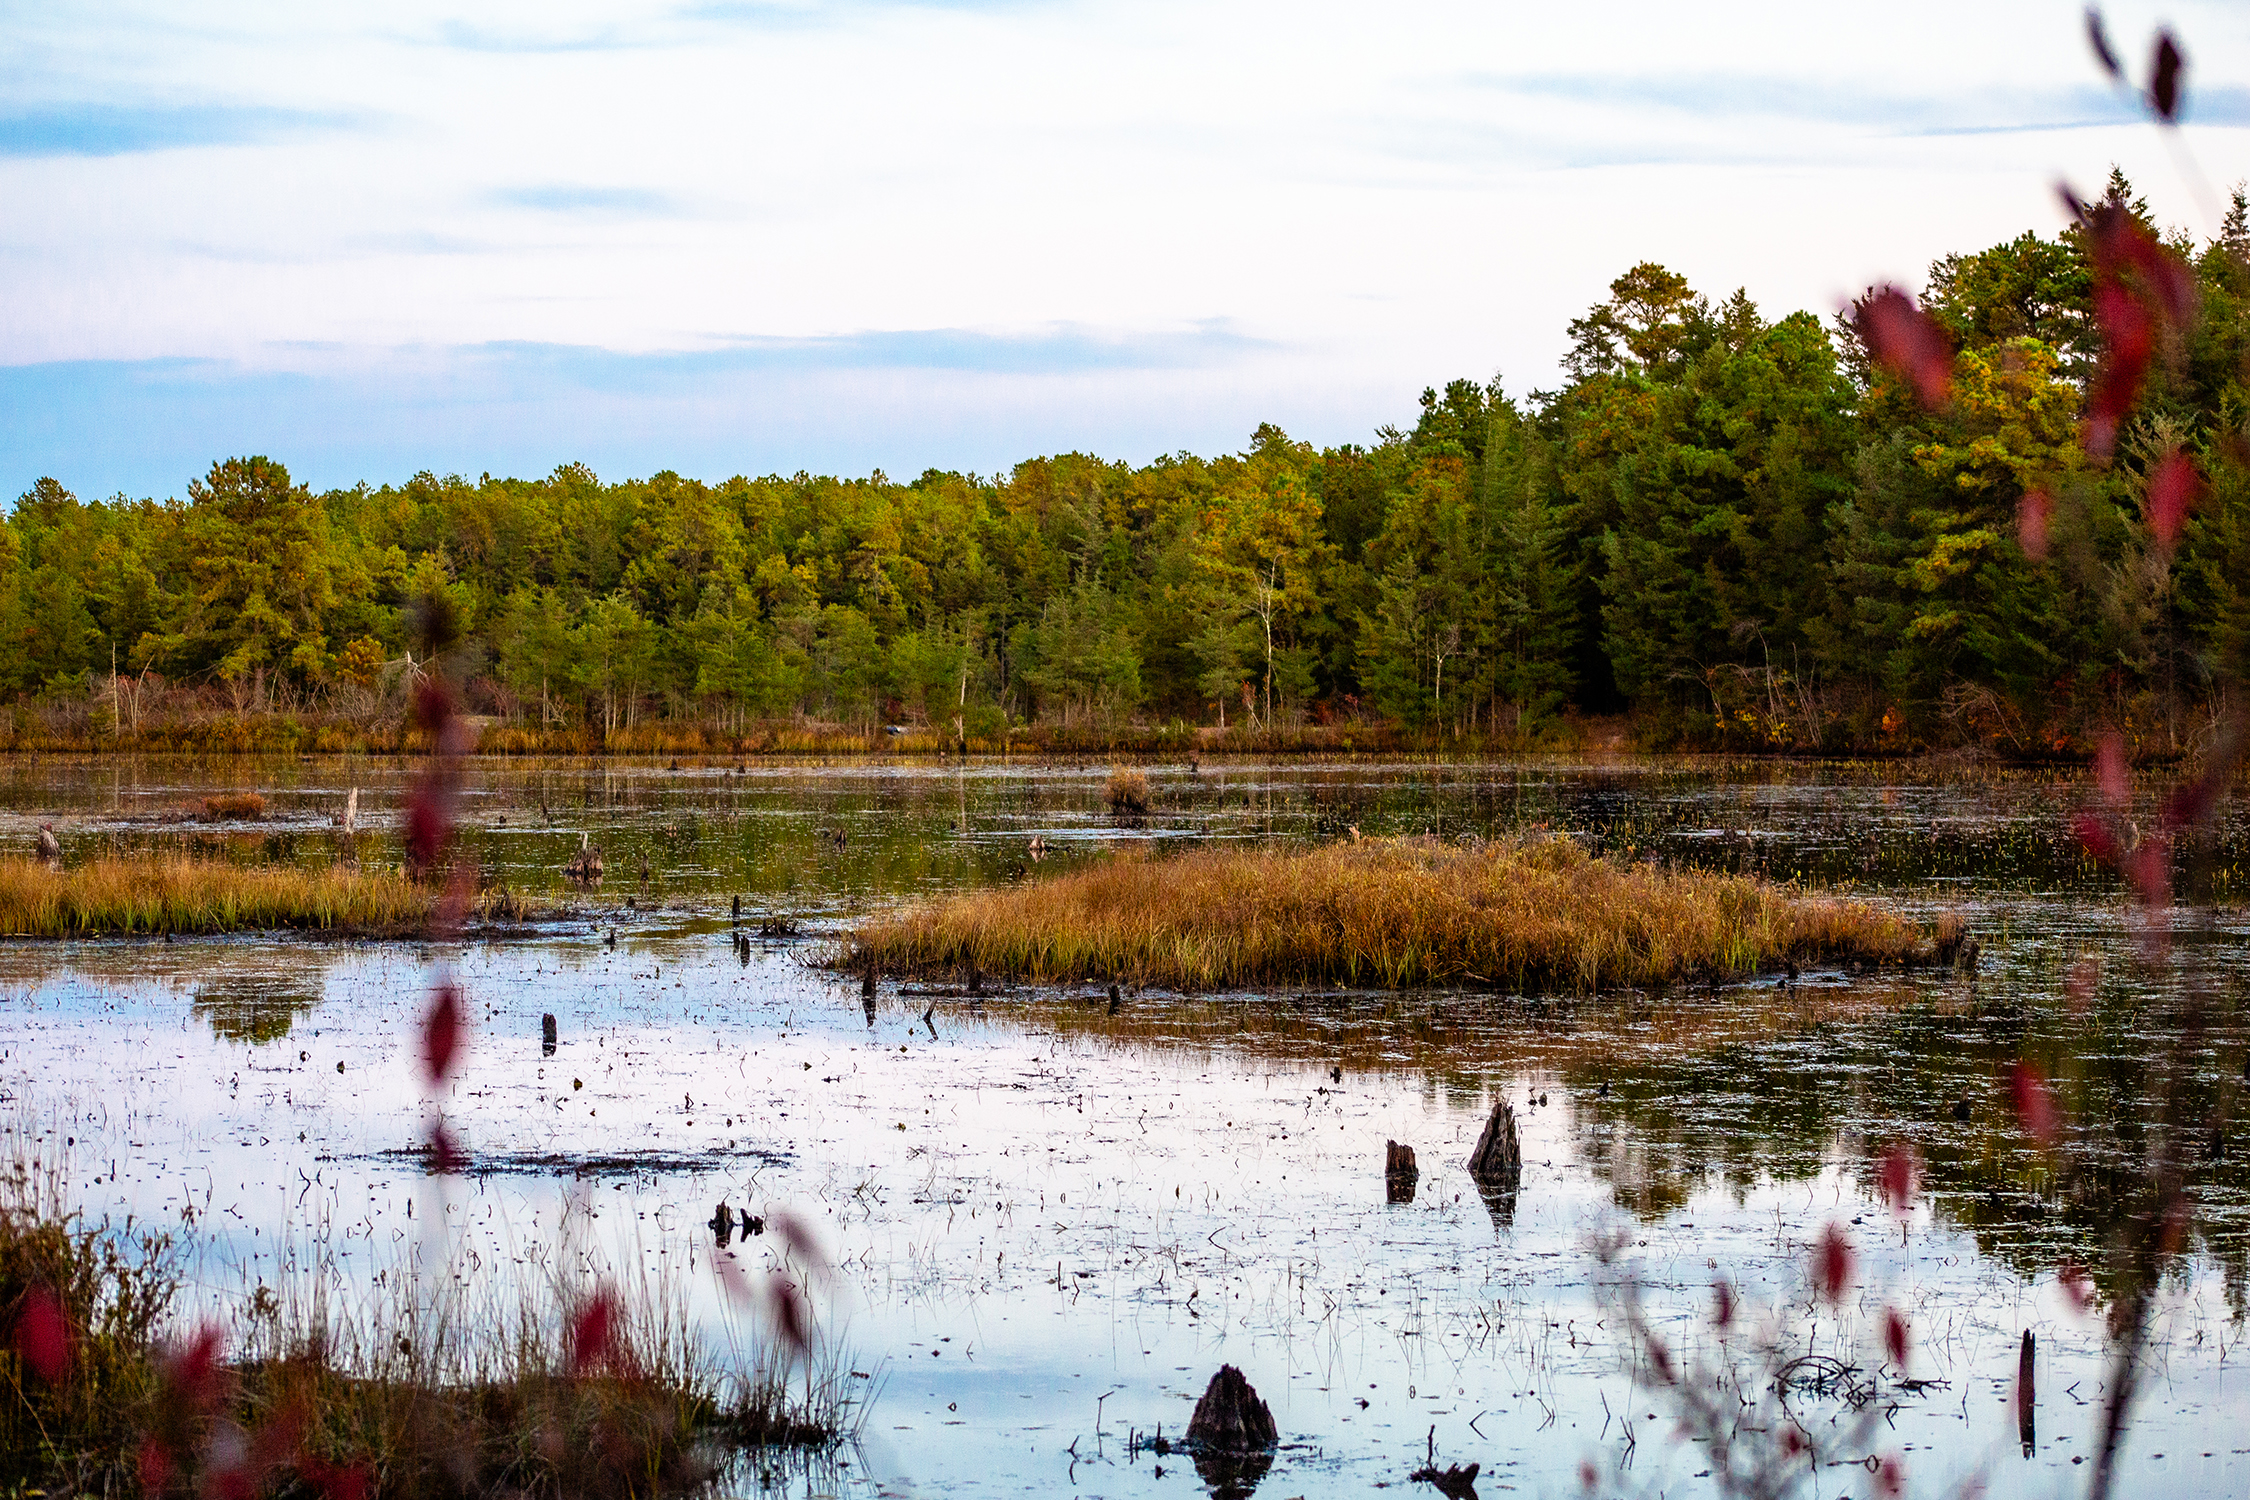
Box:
7, 170, 2247, 753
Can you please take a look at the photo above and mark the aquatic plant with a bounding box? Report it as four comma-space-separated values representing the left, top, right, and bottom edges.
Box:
1103, 766, 1151, 815
842, 834, 1925, 992
0, 854, 433, 936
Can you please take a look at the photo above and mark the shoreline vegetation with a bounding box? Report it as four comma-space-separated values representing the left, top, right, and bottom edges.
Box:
840, 835, 1948, 994
0, 708, 2227, 767
0, 855, 449, 937
0, 1145, 839, 1498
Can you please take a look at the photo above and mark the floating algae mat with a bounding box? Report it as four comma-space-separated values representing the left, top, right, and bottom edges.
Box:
3, 756, 2249, 1497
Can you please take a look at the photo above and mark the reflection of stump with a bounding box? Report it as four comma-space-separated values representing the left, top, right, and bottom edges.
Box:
1473, 1178, 1517, 1232
2016, 1329, 2036, 1456
1186, 1365, 1277, 1497
1191, 1445, 1273, 1500
1385, 1141, 1419, 1203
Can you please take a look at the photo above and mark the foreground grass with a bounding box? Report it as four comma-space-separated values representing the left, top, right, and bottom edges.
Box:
844, 835, 1931, 992
1, 1136, 837, 1498
0, 855, 433, 936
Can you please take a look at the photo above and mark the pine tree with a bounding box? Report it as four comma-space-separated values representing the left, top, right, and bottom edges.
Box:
1481, 405, 1576, 734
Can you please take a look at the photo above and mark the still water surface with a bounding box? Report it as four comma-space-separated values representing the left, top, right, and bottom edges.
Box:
3, 755, 2248, 1498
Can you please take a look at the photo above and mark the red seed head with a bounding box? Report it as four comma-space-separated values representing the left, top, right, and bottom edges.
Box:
1883, 1305, 1911, 1368
2007, 1062, 2060, 1149
2124, 833, 2170, 909
2065, 953, 2101, 1013
2059, 1261, 2095, 1314
2071, 810, 2120, 867
299, 1458, 369, 1500
1875, 1452, 1907, 1499
2016, 489, 2051, 561
166, 1324, 224, 1409
1813, 1223, 1854, 1304
404, 786, 451, 875
2086, 9, 2121, 78
567, 1289, 618, 1376
1855, 287, 1953, 408
410, 679, 455, 736
421, 983, 463, 1086
1878, 1142, 1918, 1215
2145, 451, 2203, 549
2095, 733, 2130, 805
426, 1122, 464, 1176
2150, 31, 2185, 121
139, 1437, 173, 1496
12, 1285, 69, 1383
768, 1273, 810, 1356
1712, 1278, 1736, 1330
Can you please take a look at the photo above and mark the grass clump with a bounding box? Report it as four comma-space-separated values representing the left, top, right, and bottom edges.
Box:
843, 834, 1926, 993
0, 855, 432, 936
1, 1132, 839, 1498
0, 1148, 178, 1494
1104, 766, 1151, 815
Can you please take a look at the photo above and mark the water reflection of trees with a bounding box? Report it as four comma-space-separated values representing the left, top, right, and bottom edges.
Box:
1567, 989, 2250, 1312
192, 973, 324, 1043
0, 944, 339, 1047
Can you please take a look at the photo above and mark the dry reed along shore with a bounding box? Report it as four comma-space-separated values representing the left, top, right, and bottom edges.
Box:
0, 854, 433, 937
844, 835, 1934, 992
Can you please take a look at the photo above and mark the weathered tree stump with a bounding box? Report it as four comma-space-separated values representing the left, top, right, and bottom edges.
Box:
1186, 1365, 1277, 1500
1466, 1098, 1521, 1191
541, 1013, 558, 1055
1187, 1364, 1277, 1450
1385, 1141, 1419, 1203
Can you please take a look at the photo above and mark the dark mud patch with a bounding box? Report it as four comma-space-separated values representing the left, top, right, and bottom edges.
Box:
367, 1142, 794, 1178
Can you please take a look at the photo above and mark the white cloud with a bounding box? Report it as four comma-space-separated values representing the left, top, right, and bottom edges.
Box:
4, 0, 2248, 493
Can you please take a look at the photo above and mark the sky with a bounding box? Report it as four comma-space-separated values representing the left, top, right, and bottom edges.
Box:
5, 0, 2250, 500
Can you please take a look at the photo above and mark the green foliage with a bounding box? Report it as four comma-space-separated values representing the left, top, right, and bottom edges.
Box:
10, 170, 2250, 749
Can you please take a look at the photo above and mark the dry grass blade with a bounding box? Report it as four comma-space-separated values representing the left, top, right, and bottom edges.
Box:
842, 835, 1927, 993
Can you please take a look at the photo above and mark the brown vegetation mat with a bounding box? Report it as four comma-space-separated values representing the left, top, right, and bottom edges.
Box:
0, 855, 433, 936
844, 835, 1927, 992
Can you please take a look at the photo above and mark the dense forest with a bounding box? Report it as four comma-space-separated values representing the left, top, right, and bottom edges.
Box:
8, 170, 2249, 755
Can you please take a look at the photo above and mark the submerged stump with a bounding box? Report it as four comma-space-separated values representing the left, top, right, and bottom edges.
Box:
1466, 1098, 1521, 1230
1185, 1364, 1277, 1499
1466, 1098, 1521, 1189
1385, 1141, 1419, 1203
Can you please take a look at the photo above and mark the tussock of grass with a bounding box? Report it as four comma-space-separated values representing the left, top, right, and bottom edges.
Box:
0, 855, 431, 936
1104, 766, 1151, 814
227, 1272, 832, 1500
844, 835, 1925, 992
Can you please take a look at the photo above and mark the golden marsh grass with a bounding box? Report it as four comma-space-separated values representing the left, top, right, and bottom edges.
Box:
0, 855, 432, 937
843, 835, 1927, 992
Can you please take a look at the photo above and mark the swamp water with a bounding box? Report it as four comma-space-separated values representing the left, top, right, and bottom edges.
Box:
3, 756, 2249, 1498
